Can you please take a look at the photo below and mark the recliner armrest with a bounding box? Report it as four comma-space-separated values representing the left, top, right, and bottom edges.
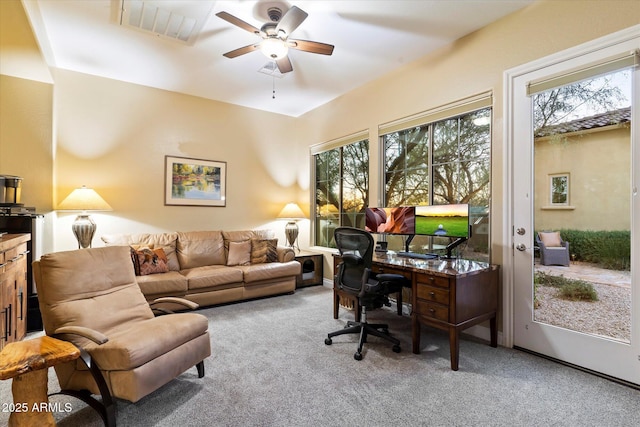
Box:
150, 297, 199, 310
53, 326, 109, 345
149, 296, 199, 315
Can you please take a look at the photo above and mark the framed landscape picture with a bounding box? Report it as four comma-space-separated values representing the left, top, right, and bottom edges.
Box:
165, 155, 226, 207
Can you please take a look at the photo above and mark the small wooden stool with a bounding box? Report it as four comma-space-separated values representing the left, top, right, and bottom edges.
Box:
0, 336, 80, 427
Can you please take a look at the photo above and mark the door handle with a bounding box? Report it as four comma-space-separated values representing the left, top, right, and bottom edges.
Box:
516, 243, 527, 251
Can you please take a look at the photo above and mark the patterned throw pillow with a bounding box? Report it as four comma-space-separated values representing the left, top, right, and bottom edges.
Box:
250, 238, 278, 264
226, 240, 251, 266
130, 246, 169, 276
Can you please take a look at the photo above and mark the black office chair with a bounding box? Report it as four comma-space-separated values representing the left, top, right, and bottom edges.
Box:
325, 227, 410, 360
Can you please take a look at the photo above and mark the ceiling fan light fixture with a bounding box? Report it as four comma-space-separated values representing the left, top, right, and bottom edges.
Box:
261, 37, 288, 59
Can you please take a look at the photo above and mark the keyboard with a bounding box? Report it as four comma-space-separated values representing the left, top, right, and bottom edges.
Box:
396, 252, 438, 260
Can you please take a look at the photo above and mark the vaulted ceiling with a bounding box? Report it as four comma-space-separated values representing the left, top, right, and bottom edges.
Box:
23, 0, 534, 116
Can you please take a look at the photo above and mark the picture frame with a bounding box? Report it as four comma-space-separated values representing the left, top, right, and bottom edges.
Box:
165, 155, 226, 207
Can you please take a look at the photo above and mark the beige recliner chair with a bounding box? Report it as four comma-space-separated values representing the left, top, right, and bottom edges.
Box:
33, 246, 211, 427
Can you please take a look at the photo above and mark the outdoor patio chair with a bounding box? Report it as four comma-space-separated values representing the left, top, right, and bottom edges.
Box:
536, 231, 570, 266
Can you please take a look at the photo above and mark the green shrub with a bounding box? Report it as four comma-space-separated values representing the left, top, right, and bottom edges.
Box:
559, 281, 599, 302
534, 271, 598, 302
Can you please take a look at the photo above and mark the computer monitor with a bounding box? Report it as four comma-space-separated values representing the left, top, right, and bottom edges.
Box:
415, 204, 470, 259
365, 206, 415, 235
415, 204, 470, 238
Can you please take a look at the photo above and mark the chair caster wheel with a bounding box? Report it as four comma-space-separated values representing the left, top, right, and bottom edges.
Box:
392, 345, 401, 353
325, 338, 332, 345
354, 352, 363, 361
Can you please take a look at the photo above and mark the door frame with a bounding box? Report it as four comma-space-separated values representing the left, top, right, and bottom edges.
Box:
502, 24, 640, 350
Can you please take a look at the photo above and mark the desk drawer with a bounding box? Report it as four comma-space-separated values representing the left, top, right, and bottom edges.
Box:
371, 265, 411, 280
417, 274, 449, 289
416, 284, 449, 305
415, 300, 449, 322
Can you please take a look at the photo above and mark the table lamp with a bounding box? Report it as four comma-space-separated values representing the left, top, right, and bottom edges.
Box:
277, 202, 306, 251
57, 185, 112, 249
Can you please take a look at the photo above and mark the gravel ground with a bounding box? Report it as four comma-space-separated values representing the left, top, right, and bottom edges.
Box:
534, 282, 631, 342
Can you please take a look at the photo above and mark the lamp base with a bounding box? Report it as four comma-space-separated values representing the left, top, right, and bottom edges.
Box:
72, 214, 96, 249
284, 221, 299, 252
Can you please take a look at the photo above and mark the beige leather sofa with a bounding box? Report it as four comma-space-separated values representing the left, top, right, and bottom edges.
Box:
101, 230, 301, 307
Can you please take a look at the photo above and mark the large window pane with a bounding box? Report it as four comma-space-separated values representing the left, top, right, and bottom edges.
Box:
384, 127, 429, 206
383, 108, 492, 261
314, 139, 369, 248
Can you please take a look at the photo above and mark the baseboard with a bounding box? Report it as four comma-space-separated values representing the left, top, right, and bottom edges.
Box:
514, 346, 640, 391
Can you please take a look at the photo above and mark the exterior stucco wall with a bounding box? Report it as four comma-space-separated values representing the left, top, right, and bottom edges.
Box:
534, 125, 631, 231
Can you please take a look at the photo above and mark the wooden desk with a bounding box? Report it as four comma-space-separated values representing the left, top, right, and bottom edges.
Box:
333, 253, 499, 370
0, 336, 80, 426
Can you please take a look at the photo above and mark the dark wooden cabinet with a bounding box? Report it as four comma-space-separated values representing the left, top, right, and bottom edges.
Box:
410, 261, 499, 371
0, 234, 30, 350
295, 252, 324, 288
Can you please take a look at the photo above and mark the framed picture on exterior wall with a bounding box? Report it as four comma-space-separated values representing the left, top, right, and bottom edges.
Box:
165, 155, 226, 207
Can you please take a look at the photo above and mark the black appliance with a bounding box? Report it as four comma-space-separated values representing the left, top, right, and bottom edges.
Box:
1, 209, 44, 331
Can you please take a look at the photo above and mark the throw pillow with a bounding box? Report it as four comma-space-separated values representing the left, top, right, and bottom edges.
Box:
539, 232, 562, 247
226, 240, 251, 266
250, 238, 278, 264
131, 246, 169, 276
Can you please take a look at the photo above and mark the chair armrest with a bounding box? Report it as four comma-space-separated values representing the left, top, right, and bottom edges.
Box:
150, 297, 199, 310
53, 326, 109, 345
149, 296, 199, 315
277, 246, 295, 262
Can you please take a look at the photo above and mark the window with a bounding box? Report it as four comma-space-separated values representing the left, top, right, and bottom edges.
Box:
550, 174, 569, 205
382, 107, 492, 260
384, 127, 429, 206
314, 138, 369, 248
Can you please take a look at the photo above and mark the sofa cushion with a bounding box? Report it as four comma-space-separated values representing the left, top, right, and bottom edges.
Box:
90, 312, 209, 370
227, 240, 251, 266
250, 238, 278, 264
135, 271, 188, 296
180, 265, 244, 291
176, 231, 225, 269
240, 261, 301, 285
102, 233, 180, 271
131, 247, 169, 276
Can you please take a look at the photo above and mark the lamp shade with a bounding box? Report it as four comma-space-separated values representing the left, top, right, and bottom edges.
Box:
277, 203, 306, 220
57, 186, 112, 211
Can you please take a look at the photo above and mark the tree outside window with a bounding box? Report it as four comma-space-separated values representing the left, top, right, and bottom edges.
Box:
314, 139, 369, 248
383, 108, 491, 261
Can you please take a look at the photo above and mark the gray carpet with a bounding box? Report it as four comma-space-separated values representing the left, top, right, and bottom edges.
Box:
2, 285, 638, 426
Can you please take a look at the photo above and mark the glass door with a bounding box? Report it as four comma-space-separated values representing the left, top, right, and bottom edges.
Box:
510, 34, 639, 385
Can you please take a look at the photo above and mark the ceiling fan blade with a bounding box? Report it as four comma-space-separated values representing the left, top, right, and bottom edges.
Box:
289, 39, 334, 56
276, 57, 293, 74
216, 11, 260, 35
275, 6, 308, 36
223, 44, 260, 58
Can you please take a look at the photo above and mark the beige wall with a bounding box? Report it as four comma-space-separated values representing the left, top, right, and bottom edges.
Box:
534, 126, 631, 231
1, 0, 639, 259
51, 69, 304, 250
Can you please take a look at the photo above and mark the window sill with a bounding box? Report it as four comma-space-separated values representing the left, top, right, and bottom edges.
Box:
541, 205, 575, 210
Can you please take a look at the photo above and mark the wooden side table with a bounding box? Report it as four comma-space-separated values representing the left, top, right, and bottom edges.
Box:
0, 336, 80, 426
294, 251, 324, 288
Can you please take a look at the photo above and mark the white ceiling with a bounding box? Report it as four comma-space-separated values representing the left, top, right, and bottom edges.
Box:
24, 0, 534, 117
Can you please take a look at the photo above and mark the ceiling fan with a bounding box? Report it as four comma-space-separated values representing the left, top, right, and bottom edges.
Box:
216, 5, 334, 74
